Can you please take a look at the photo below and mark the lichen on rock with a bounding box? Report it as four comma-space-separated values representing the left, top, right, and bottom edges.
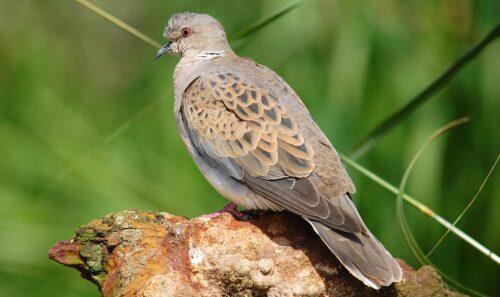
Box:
49, 209, 465, 297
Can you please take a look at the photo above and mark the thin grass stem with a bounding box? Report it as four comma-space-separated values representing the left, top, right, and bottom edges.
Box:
395, 118, 470, 266
229, 0, 302, 41
394, 117, 490, 296
73, 0, 161, 49
427, 153, 499, 257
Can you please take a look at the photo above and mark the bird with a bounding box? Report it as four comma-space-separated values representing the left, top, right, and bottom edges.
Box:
155, 12, 402, 289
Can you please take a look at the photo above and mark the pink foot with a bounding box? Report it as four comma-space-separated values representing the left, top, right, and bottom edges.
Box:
205, 202, 249, 220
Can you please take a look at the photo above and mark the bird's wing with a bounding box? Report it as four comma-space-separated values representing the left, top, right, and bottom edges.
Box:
181, 71, 362, 233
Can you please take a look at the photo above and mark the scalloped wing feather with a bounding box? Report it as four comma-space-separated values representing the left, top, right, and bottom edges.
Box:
183, 73, 314, 179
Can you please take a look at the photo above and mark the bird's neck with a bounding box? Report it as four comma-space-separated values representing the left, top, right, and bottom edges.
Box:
192, 50, 229, 61
182, 45, 234, 60
172, 50, 235, 105
181, 37, 234, 59
174, 49, 235, 82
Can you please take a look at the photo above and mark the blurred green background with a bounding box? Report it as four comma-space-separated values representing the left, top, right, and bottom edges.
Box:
0, 0, 498, 296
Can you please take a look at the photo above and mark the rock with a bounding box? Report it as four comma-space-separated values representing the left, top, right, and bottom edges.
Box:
49, 210, 465, 297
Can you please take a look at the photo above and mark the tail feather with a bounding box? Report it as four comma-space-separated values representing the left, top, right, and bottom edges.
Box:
306, 195, 402, 289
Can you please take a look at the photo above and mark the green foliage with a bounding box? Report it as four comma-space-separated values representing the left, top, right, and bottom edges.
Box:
350, 25, 500, 159
0, 0, 498, 296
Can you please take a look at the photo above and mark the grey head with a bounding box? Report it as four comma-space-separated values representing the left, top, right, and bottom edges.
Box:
155, 12, 231, 59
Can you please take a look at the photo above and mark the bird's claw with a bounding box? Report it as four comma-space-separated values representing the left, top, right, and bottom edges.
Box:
205, 202, 250, 220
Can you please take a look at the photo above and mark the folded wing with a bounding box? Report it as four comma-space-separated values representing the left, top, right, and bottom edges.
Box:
182, 72, 360, 233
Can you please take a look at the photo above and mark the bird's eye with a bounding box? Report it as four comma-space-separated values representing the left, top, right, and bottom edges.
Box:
181, 27, 192, 38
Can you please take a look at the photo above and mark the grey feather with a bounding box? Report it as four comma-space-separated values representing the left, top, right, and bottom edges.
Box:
307, 195, 402, 289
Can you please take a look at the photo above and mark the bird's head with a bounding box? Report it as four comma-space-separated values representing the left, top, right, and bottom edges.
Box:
155, 12, 231, 59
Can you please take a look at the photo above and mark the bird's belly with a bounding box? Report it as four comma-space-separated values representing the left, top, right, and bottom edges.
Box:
181, 148, 279, 210
196, 158, 281, 211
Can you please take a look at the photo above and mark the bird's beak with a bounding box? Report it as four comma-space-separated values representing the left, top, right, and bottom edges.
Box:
155, 41, 172, 60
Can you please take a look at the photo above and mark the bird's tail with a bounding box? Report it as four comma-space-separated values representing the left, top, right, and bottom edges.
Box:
306, 197, 402, 289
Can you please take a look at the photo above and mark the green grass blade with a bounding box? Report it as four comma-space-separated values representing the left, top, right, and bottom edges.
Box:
73, 0, 161, 49
229, 0, 303, 41
427, 153, 499, 257
349, 24, 500, 159
394, 117, 487, 296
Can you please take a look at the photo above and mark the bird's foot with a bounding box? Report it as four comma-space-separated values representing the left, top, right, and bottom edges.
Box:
222, 202, 250, 220
205, 202, 250, 220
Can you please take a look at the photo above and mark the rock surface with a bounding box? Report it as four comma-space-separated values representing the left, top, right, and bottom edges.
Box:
49, 210, 464, 297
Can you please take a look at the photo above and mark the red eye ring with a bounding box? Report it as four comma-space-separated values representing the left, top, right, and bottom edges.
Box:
181, 27, 192, 38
